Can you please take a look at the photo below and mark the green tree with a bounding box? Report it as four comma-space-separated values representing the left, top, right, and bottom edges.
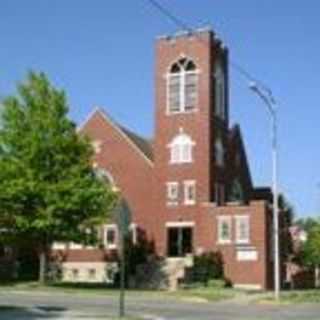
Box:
278, 194, 294, 262
302, 221, 320, 288
0, 72, 117, 283
296, 217, 318, 233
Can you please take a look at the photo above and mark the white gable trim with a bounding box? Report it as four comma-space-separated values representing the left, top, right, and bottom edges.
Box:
78, 107, 154, 167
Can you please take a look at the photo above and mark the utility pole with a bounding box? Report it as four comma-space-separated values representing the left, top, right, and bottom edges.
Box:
249, 82, 280, 300
119, 230, 125, 318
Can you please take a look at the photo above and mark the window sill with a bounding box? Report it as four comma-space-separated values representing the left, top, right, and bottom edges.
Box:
184, 202, 196, 206
167, 201, 178, 207
106, 245, 117, 250
169, 160, 193, 165
166, 109, 198, 116
217, 240, 232, 245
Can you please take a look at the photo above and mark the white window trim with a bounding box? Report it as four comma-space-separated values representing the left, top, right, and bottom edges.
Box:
217, 216, 232, 244
69, 242, 83, 250
235, 215, 250, 244
166, 221, 195, 228
104, 224, 118, 249
167, 131, 195, 165
166, 181, 179, 206
166, 68, 200, 115
184, 180, 196, 206
130, 223, 138, 245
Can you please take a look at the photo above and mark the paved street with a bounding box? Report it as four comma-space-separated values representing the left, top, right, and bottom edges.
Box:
0, 290, 320, 320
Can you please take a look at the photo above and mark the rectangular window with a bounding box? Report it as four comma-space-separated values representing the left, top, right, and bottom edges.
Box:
235, 216, 250, 244
181, 144, 192, 163
185, 73, 197, 111
169, 75, 181, 113
104, 225, 117, 249
166, 182, 179, 205
167, 227, 193, 257
72, 268, 79, 280
184, 180, 196, 205
217, 216, 232, 244
88, 268, 96, 280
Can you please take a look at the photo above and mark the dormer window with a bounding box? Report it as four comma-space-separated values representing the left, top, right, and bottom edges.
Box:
214, 60, 226, 119
168, 130, 195, 164
168, 58, 198, 114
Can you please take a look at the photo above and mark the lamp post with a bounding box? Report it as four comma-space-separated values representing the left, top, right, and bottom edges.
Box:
249, 82, 280, 300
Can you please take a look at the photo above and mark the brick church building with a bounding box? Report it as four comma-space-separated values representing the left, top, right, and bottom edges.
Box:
54, 28, 274, 290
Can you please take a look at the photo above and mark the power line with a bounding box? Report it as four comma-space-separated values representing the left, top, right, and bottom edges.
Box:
145, 0, 274, 98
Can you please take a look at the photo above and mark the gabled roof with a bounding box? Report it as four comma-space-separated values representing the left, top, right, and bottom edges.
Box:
78, 107, 154, 166
119, 126, 154, 162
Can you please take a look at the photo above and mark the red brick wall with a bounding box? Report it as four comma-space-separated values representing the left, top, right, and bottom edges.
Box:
81, 111, 154, 232
56, 30, 272, 289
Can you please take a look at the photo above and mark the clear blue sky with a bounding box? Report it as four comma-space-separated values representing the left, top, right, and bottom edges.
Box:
1, 0, 319, 218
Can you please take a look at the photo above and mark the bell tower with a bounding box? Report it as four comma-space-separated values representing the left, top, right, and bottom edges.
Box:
152, 28, 230, 255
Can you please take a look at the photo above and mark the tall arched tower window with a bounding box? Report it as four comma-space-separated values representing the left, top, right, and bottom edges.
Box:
168, 58, 198, 114
214, 60, 226, 119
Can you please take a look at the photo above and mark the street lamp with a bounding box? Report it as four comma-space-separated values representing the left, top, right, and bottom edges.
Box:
249, 82, 280, 300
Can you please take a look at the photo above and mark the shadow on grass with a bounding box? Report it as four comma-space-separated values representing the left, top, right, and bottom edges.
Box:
0, 305, 68, 319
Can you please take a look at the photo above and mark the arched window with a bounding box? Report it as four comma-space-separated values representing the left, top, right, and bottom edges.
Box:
214, 60, 226, 119
168, 58, 198, 113
215, 136, 224, 167
168, 130, 195, 164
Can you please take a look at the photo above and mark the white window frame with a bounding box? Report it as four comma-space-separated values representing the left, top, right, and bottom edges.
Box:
235, 215, 250, 244
168, 131, 195, 164
217, 216, 232, 244
104, 224, 118, 249
166, 182, 179, 206
130, 223, 138, 244
184, 180, 196, 206
166, 59, 199, 114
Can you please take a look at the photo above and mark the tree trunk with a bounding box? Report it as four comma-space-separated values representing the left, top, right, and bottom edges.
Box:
39, 250, 47, 285
315, 265, 320, 288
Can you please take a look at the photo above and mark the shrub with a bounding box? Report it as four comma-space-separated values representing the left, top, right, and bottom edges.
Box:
189, 251, 224, 286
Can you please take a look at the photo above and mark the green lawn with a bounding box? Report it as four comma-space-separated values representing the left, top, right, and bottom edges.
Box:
3, 281, 319, 304
0, 281, 235, 302
258, 289, 320, 304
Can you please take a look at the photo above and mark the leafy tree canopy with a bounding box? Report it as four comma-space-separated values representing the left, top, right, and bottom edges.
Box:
302, 221, 320, 267
0, 71, 117, 250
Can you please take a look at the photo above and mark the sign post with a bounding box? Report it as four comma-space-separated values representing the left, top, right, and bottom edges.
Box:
115, 199, 131, 318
